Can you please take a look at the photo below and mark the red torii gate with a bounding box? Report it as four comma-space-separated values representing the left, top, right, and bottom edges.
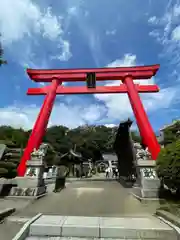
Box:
17, 64, 161, 176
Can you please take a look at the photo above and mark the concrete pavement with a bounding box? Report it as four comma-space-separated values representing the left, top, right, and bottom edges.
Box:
11, 181, 159, 218
0, 180, 166, 239
0, 221, 24, 240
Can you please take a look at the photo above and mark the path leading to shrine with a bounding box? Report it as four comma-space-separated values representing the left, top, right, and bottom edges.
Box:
0, 180, 178, 239
13, 180, 158, 218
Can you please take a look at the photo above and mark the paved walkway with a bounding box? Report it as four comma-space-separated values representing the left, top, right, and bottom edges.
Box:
0, 180, 162, 239
12, 181, 159, 218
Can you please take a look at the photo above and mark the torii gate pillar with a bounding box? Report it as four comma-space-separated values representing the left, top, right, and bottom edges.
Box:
123, 75, 160, 159
17, 79, 60, 176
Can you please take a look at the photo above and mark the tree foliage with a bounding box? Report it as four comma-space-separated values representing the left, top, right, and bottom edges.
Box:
0, 125, 141, 156
0, 141, 20, 179
131, 131, 141, 143
44, 145, 57, 167
157, 139, 180, 190
163, 121, 180, 146
0, 124, 141, 178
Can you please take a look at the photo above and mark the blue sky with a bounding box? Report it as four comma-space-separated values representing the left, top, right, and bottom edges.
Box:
0, 0, 180, 132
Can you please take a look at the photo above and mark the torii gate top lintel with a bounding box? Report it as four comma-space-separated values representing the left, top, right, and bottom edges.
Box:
26, 64, 160, 82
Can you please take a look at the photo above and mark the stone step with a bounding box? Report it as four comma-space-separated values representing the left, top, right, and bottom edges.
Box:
29, 215, 178, 239
26, 237, 125, 240
26, 237, 129, 239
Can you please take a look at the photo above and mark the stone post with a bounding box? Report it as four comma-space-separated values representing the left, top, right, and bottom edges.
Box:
132, 159, 161, 199
9, 145, 47, 198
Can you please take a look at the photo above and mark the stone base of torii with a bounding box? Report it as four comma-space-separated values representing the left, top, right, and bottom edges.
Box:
8, 144, 47, 199
132, 159, 161, 201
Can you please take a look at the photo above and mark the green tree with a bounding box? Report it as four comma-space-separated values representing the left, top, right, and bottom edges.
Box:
0, 145, 20, 179
156, 139, 180, 191
163, 121, 180, 146
0, 124, 143, 171
44, 146, 57, 167
131, 131, 141, 143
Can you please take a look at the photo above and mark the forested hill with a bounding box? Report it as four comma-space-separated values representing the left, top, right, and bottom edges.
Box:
0, 125, 141, 155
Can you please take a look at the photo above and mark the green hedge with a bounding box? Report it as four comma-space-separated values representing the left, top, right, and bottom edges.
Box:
0, 161, 18, 179
0, 166, 17, 179
0, 161, 17, 169
0, 168, 8, 177
157, 139, 180, 190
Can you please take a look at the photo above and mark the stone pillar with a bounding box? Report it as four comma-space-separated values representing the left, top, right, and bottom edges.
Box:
9, 146, 47, 198
132, 159, 161, 199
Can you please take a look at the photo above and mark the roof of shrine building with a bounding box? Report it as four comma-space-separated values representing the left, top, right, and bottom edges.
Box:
160, 119, 180, 131
102, 153, 118, 162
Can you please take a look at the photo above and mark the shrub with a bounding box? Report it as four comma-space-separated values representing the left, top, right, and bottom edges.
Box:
0, 168, 8, 178
157, 139, 180, 190
9, 158, 20, 165
6, 169, 17, 179
0, 161, 17, 179
0, 161, 16, 169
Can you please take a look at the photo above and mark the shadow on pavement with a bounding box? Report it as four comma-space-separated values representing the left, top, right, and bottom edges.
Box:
117, 178, 134, 188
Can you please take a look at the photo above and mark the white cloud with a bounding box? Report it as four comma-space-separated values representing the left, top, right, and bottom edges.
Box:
148, 3, 180, 68
0, 0, 60, 44
94, 54, 177, 122
171, 25, 180, 41
40, 8, 63, 41
83, 105, 106, 122
0, 102, 106, 130
106, 30, 116, 35
104, 124, 117, 128
50, 40, 72, 61
0, 0, 71, 63
67, 6, 78, 16
148, 16, 158, 24
141, 87, 177, 112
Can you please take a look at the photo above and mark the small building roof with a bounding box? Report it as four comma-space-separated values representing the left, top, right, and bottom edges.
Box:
160, 119, 180, 131
102, 153, 118, 161
69, 149, 82, 158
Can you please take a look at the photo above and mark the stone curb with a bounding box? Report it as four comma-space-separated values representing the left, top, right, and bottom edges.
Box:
12, 213, 42, 240
45, 177, 117, 184
131, 192, 166, 203
6, 193, 47, 200
66, 178, 117, 182
0, 207, 16, 221
156, 210, 180, 229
